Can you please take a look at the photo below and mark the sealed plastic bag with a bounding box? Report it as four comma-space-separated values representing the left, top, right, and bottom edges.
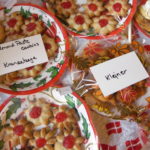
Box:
67, 39, 150, 121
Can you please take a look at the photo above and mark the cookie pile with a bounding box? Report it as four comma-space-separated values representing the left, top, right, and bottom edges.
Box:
1, 98, 85, 150
0, 12, 58, 85
46, 0, 131, 35
71, 42, 148, 118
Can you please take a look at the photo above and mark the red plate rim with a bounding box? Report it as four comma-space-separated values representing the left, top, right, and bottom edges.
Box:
43, 0, 137, 40
0, 3, 70, 95
0, 91, 99, 147
134, 20, 150, 38
133, 0, 150, 38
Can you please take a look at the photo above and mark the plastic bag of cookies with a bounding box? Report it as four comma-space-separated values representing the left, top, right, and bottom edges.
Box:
67, 38, 150, 121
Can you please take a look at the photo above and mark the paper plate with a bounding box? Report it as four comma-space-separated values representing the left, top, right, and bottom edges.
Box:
0, 4, 69, 95
43, 0, 137, 40
134, 0, 150, 38
0, 87, 99, 150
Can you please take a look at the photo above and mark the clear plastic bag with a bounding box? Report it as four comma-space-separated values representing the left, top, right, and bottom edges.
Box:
68, 38, 150, 121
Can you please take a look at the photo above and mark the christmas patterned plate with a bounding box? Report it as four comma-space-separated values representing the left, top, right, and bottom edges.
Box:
0, 4, 69, 95
0, 87, 99, 150
43, 0, 137, 40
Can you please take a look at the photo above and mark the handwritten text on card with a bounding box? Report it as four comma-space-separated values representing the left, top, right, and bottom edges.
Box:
0, 34, 48, 76
90, 52, 149, 96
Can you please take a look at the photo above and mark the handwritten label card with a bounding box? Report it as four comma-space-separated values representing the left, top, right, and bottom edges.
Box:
0, 34, 48, 76
90, 52, 149, 96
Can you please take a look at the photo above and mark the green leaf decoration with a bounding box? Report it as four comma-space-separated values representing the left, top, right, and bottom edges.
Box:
4, 8, 12, 13
10, 82, 33, 91
77, 99, 82, 107
37, 78, 46, 87
59, 60, 64, 65
86, 32, 96, 36
39, 15, 43, 20
34, 75, 42, 81
81, 114, 90, 139
71, 28, 83, 34
51, 69, 59, 78
20, 7, 31, 18
0, 140, 4, 150
47, 20, 51, 27
57, 16, 69, 26
65, 94, 75, 108
46, 66, 59, 78
6, 98, 21, 120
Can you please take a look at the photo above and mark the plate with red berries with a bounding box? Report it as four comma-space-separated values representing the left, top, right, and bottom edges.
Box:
0, 4, 70, 95
0, 87, 99, 150
43, 0, 137, 39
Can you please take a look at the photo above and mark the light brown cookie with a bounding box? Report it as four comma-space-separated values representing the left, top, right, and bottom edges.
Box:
92, 15, 117, 35
55, 0, 77, 18
25, 98, 53, 126
3, 12, 23, 34
0, 23, 6, 43
29, 127, 57, 150
67, 13, 92, 32
4, 118, 33, 147
83, 0, 105, 17
42, 34, 58, 58
21, 17, 44, 36
105, 0, 131, 17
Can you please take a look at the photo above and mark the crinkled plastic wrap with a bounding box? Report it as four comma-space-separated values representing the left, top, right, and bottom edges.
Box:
43, 0, 137, 39
68, 37, 150, 149
68, 37, 150, 121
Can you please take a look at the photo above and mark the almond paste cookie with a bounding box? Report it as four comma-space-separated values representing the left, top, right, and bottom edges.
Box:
3, 12, 23, 34
25, 98, 53, 126
67, 13, 92, 32
83, 0, 105, 17
0, 72, 18, 85
5, 33, 24, 42
105, 0, 131, 17
92, 15, 117, 35
55, 0, 77, 17
42, 34, 58, 58
21, 17, 44, 36
52, 105, 78, 131
4, 118, 33, 147
29, 127, 57, 150
0, 23, 6, 43
55, 128, 84, 150
18, 64, 44, 78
